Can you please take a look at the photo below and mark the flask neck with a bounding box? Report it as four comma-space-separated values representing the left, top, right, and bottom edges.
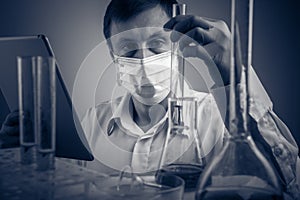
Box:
229, 0, 253, 136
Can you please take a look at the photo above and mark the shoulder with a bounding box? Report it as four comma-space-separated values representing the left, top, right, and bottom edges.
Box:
86, 96, 123, 119
81, 96, 124, 140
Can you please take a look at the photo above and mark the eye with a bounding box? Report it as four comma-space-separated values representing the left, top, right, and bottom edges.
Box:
115, 42, 138, 57
147, 39, 169, 54
123, 42, 138, 51
148, 39, 164, 49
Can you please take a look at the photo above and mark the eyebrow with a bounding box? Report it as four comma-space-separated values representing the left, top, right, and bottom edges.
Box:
118, 30, 170, 43
148, 31, 170, 40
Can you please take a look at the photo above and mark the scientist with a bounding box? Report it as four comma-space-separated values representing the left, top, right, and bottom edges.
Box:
0, 0, 299, 197
80, 0, 299, 197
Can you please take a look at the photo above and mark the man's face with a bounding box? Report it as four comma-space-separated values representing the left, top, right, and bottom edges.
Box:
109, 5, 172, 99
109, 5, 172, 58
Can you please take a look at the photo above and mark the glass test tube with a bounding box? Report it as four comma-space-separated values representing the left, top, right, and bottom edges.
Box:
17, 56, 36, 165
35, 56, 56, 171
170, 3, 186, 98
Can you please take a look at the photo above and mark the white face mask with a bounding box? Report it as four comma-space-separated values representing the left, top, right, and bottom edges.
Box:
114, 51, 176, 105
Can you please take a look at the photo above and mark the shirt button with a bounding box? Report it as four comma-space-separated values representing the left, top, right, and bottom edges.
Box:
273, 145, 283, 157
107, 120, 115, 136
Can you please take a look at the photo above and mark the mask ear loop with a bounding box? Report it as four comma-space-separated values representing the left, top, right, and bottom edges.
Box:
113, 55, 122, 86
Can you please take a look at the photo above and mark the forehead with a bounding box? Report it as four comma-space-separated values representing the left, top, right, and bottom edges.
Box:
110, 5, 171, 43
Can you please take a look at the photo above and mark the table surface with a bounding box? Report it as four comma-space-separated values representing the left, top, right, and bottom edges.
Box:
0, 148, 195, 200
0, 148, 110, 200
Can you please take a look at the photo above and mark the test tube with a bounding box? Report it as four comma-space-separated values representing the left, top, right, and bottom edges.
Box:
35, 56, 56, 171
18, 56, 36, 165
170, 4, 186, 98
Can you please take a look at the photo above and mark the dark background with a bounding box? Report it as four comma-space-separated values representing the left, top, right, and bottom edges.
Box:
0, 0, 299, 150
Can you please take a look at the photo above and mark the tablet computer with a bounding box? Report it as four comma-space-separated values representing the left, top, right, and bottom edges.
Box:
0, 35, 93, 161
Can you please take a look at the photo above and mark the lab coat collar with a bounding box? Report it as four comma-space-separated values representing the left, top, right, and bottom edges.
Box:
106, 93, 195, 139
106, 92, 169, 138
106, 79, 198, 138
106, 92, 131, 136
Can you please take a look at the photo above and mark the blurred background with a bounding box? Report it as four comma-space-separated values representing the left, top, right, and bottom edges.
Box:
0, 0, 299, 149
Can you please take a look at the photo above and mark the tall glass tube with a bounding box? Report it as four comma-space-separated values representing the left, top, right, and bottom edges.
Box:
195, 0, 283, 199
170, 3, 186, 98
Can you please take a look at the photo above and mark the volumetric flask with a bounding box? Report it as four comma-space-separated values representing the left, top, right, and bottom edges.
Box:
195, 0, 283, 199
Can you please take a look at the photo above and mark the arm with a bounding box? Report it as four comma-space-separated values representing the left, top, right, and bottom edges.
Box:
0, 110, 20, 148
242, 65, 299, 197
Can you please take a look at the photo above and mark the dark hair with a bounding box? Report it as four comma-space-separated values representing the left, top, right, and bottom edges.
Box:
103, 0, 178, 40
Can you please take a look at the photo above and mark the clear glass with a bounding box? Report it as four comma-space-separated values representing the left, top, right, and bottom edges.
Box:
170, 3, 186, 98
172, 3, 186, 17
158, 4, 205, 191
158, 97, 204, 191
17, 56, 36, 165
35, 56, 56, 171
93, 166, 185, 200
195, 0, 283, 199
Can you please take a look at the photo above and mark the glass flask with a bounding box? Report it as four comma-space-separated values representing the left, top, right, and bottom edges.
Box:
195, 0, 283, 199
93, 165, 185, 200
157, 97, 205, 191
157, 4, 205, 191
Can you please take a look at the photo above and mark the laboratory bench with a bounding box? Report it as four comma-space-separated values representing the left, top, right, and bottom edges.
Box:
0, 148, 195, 200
